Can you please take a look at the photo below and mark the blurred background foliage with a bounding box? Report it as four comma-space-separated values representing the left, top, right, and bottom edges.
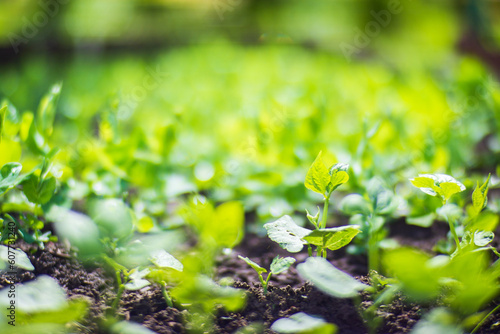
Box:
0, 0, 499, 224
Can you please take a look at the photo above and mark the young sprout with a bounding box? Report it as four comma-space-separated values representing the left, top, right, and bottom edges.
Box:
304, 151, 349, 229
410, 173, 465, 252
238, 255, 295, 294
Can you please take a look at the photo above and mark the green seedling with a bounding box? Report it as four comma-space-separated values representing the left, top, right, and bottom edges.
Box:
410, 173, 465, 253
265, 152, 360, 259
339, 177, 399, 272
238, 255, 295, 294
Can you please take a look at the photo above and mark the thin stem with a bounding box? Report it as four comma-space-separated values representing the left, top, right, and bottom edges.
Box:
111, 285, 125, 313
262, 273, 272, 294
307, 244, 312, 257
444, 212, 461, 252
161, 282, 173, 308
320, 195, 330, 229
471, 303, 500, 334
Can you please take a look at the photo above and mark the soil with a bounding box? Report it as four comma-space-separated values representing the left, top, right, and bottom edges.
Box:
2, 218, 500, 334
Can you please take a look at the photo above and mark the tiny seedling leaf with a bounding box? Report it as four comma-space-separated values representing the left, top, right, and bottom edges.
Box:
271, 312, 337, 334
410, 174, 465, 203
270, 256, 296, 275
264, 215, 311, 253
474, 230, 494, 247
297, 257, 368, 298
305, 151, 330, 195
124, 268, 151, 290
472, 174, 491, 215
238, 255, 267, 275
0, 245, 35, 271
303, 225, 361, 251
150, 249, 183, 271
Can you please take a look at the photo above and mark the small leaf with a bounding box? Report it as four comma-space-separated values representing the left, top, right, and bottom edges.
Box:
297, 257, 368, 298
150, 249, 183, 271
270, 256, 296, 275
37, 82, 62, 137
124, 268, 151, 290
410, 174, 465, 203
271, 312, 337, 334
339, 194, 372, 216
303, 226, 361, 251
264, 215, 311, 253
0, 162, 22, 195
136, 215, 154, 233
0, 245, 35, 271
305, 151, 330, 195
238, 255, 267, 275
474, 230, 494, 247
472, 174, 491, 215
0, 275, 66, 313
406, 213, 436, 228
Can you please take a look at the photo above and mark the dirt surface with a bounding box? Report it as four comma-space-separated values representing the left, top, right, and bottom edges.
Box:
2, 219, 500, 334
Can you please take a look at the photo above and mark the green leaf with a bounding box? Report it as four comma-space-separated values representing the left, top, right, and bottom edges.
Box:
382, 248, 442, 301
111, 321, 157, 334
124, 268, 151, 290
0, 275, 66, 313
0, 162, 22, 195
16, 298, 88, 326
210, 201, 245, 248
271, 312, 337, 334
270, 256, 296, 275
297, 257, 368, 298
51, 207, 102, 258
150, 249, 183, 271
466, 211, 499, 233
136, 215, 154, 233
339, 194, 372, 216
0, 245, 35, 271
89, 198, 134, 240
305, 151, 330, 196
474, 230, 494, 247
238, 255, 267, 275
411, 308, 462, 334
406, 213, 436, 228
303, 225, 361, 251
328, 163, 349, 193
0, 105, 6, 143
264, 215, 311, 253
21, 174, 57, 205
37, 83, 62, 137
472, 174, 491, 216
410, 174, 465, 203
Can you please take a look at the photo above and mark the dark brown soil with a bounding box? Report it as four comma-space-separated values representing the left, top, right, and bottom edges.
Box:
2, 218, 500, 334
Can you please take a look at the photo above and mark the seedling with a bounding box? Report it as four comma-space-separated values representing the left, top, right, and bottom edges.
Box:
265, 152, 361, 258
238, 255, 295, 294
339, 177, 399, 271
410, 173, 465, 253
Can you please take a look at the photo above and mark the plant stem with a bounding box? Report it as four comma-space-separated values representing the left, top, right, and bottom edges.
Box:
320, 195, 330, 229
161, 282, 173, 308
307, 244, 312, 257
444, 212, 461, 253
471, 303, 500, 334
111, 284, 125, 313
260, 273, 272, 294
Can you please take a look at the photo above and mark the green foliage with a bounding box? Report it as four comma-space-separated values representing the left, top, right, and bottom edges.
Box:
0, 245, 34, 271
0, 163, 23, 196
303, 226, 361, 251
271, 312, 337, 334
264, 215, 310, 253
410, 174, 465, 204
238, 255, 295, 294
297, 257, 368, 298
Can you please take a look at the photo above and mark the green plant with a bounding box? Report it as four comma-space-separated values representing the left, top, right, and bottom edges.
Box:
339, 177, 399, 272
238, 255, 295, 294
265, 152, 361, 259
